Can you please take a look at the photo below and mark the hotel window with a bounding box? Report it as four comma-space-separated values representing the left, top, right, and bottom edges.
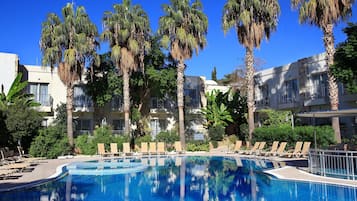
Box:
74, 86, 92, 108
281, 79, 298, 103
184, 88, 200, 108
76, 119, 92, 131
28, 83, 50, 106
311, 73, 328, 99
111, 96, 123, 111
112, 119, 124, 131
256, 84, 269, 105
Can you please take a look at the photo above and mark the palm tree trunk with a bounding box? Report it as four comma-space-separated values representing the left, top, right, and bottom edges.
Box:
323, 23, 341, 143
66, 86, 74, 147
177, 61, 186, 149
245, 48, 255, 142
123, 68, 131, 135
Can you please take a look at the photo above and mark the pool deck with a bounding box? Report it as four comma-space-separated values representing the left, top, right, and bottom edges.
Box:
0, 153, 356, 192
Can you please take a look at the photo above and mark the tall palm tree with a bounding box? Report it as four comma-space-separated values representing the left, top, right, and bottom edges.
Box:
102, 0, 151, 135
159, 0, 208, 149
222, 0, 280, 142
40, 3, 99, 147
291, 0, 354, 143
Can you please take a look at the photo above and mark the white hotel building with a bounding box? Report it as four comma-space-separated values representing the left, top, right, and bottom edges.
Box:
1, 52, 356, 138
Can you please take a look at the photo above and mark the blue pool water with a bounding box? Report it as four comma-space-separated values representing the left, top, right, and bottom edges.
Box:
1, 156, 356, 201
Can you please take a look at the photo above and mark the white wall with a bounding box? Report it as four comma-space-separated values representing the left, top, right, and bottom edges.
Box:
0, 52, 18, 94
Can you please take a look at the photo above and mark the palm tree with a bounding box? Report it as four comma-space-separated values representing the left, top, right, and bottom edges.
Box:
222, 0, 280, 142
291, 0, 354, 143
102, 0, 151, 135
159, 0, 208, 149
0, 73, 40, 110
40, 3, 99, 147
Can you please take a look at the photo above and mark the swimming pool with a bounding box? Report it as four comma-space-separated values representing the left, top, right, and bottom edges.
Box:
0, 156, 356, 201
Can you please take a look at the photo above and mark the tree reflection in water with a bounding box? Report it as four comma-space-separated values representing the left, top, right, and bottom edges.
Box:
1, 157, 356, 201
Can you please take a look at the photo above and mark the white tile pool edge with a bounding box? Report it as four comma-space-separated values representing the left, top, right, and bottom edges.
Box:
265, 166, 357, 188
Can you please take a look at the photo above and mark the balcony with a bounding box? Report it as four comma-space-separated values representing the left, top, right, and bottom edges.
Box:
255, 98, 269, 109
74, 96, 93, 112
34, 95, 52, 113
278, 95, 298, 109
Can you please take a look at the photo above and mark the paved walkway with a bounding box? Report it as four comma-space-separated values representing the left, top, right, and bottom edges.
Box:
1, 153, 356, 192
0, 156, 101, 191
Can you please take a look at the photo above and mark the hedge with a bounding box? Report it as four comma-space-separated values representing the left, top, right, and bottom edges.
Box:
253, 125, 335, 148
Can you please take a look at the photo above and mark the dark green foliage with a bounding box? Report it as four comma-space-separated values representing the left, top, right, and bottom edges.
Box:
134, 135, 152, 147
331, 22, 357, 94
186, 141, 209, 151
75, 134, 94, 155
155, 131, 179, 144
29, 125, 71, 159
85, 53, 122, 107
5, 99, 43, 150
205, 89, 247, 137
208, 125, 225, 148
211, 66, 217, 81
75, 126, 130, 155
54, 103, 67, 126
130, 36, 177, 112
258, 109, 292, 126
253, 125, 335, 148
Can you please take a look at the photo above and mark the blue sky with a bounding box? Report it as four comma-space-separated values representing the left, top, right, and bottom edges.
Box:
0, 0, 356, 80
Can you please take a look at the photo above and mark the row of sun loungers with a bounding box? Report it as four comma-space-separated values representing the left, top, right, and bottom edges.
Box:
0, 146, 46, 180
97, 141, 184, 157
233, 140, 311, 158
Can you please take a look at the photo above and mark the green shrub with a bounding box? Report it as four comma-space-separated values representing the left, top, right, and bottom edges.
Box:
75, 126, 130, 155
29, 125, 71, 159
135, 134, 152, 146
75, 134, 96, 155
253, 125, 335, 148
209, 125, 225, 141
227, 135, 237, 144
113, 135, 130, 151
186, 141, 209, 152
156, 131, 179, 144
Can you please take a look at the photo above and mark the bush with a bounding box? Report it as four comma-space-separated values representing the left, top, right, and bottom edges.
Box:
186, 141, 209, 152
75, 134, 96, 155
75, 126, 130, 155
208, 125, 225, 141
29, 125, 71, 159
135, 134, 152, 146
156, 131, 179, 144
253, 125, 335, 148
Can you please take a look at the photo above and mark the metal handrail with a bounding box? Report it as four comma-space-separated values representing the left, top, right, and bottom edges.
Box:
309, 149, 357, 180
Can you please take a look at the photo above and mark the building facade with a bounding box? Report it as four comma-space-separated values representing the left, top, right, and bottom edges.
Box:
254, 53, 357, 137
3, 52, 354, 138
2, 52, 227, 138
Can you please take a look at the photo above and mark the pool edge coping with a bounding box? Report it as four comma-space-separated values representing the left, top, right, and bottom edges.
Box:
264, 166, 357, 188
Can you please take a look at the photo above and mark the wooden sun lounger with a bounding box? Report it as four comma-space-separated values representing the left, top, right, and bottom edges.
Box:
253, 142, 266, 155
141, 142, 149, 155
280, 141, 303, 158
157, 142, 166, 155
97, 143, 111, 157
110, 143, 120, 156
233, 140, 242, 153
122, 142, 132, 156
294, 141, 311, 158
174, 141, 184, 154
0, 169, 18, 179
261, 141, 279, 156
149, 142, 157, 155
243, 142, 260, 155
268, 142, 287, 156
